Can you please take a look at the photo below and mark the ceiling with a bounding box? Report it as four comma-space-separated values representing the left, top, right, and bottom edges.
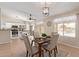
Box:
0, 2, 79, 21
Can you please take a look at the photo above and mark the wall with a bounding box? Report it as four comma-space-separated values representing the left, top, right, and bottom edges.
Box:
58, 36, 79, 48
35, 23, 44, 36
35, 17, 54, 36
43, 17, 54, 35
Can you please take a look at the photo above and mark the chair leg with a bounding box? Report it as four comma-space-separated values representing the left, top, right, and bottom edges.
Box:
54, 48, 56, 57
31, 40, 34, 46
50, 50, 52, 54
55, 46, 58, 53
49, 51, 51, 57
26, 51, 28, 57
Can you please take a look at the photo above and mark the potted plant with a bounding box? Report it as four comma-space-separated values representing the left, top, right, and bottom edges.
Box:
41, 33, 47, 37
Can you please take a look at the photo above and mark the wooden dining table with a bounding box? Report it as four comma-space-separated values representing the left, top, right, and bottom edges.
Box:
34, 37, 51, 57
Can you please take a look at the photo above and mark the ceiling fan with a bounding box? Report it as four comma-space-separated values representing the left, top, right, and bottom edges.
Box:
29, 14, 36, 21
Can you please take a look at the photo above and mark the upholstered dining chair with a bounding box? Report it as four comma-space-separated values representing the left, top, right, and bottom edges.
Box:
51, 32, 58, 36
51, 32, 58, 53
31, 31, 40, 46
43, 34, 59, 57
33, 31, 40, 38
22, 34, 39, 57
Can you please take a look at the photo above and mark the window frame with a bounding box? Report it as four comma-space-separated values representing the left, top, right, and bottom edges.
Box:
53, 15, 76, 38
54, 22, 76, 38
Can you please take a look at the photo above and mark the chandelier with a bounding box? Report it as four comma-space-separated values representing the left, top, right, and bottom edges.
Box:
42, 2, 49, 16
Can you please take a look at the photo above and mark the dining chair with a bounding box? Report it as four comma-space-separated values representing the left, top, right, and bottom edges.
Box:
22, 34, 39, 57
43, 34, 59, 57
51, 32, 58, 35
31, 31, 40, 46
33, 31, 40, 38
51, 32, 58, 52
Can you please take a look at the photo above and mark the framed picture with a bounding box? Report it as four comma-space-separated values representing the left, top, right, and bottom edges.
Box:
47, 21, 52, 27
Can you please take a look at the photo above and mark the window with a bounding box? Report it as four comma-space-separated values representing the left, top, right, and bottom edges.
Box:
64, 22, 75, 37
53, 23, 58, 32
58, 24, 63, 36
53, 15, 76, 37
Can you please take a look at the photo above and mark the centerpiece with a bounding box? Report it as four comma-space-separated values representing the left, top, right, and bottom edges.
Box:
41, 33, 47, 37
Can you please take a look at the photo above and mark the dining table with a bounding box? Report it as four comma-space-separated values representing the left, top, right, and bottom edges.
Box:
34, 36, 51, 57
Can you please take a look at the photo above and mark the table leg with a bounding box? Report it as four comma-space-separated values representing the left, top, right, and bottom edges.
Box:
38, 44, 42, 57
